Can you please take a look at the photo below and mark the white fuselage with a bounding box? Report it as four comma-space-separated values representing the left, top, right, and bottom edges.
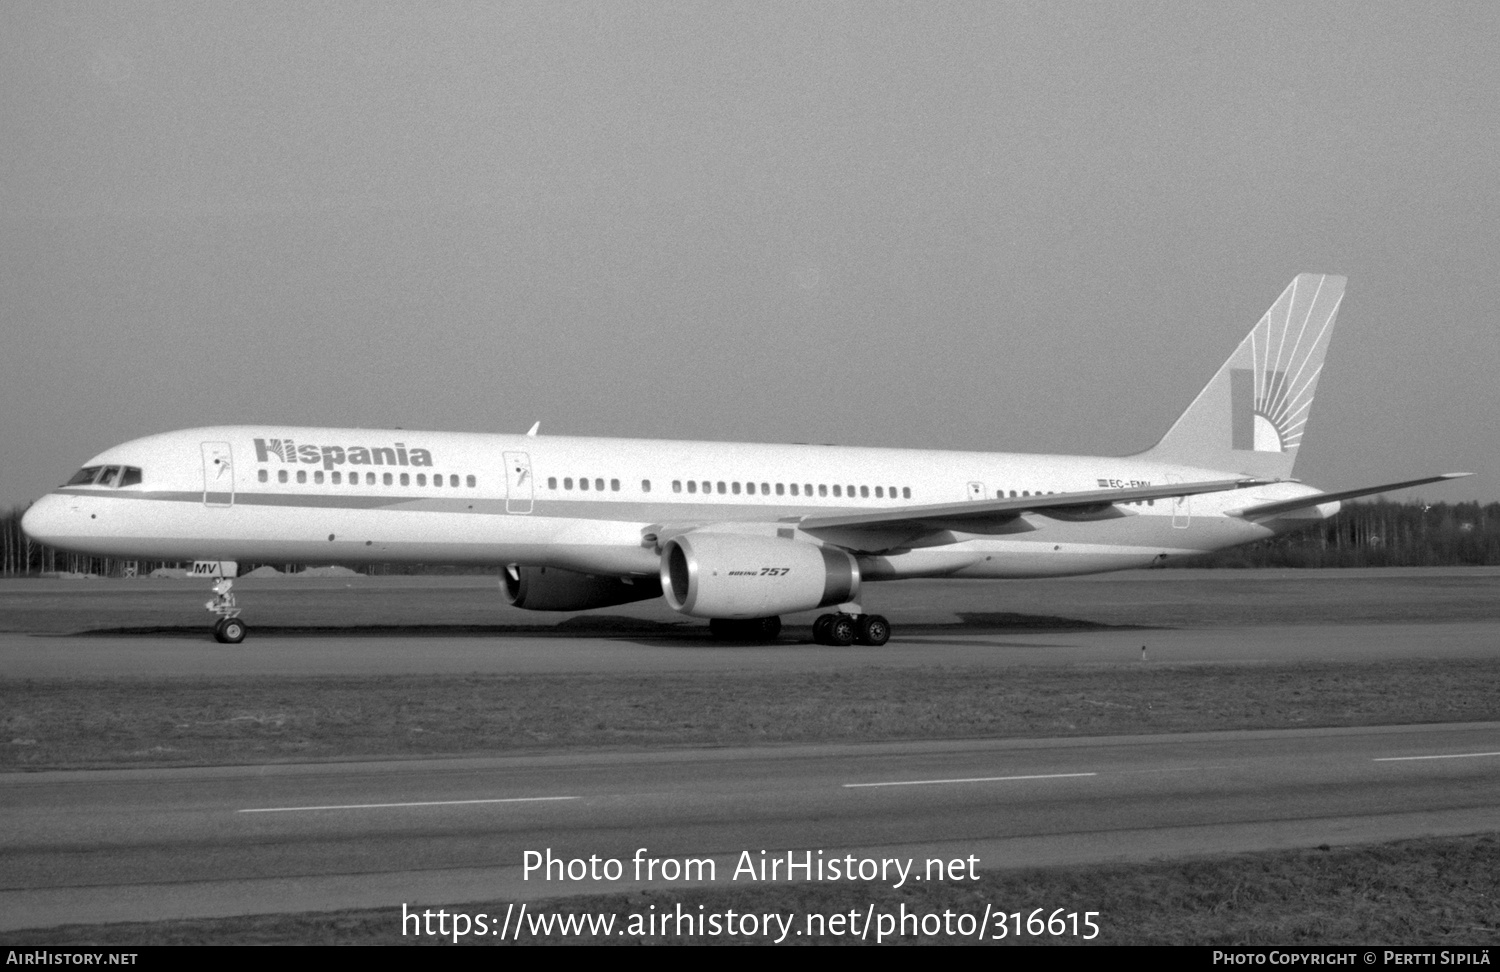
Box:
22, 425, 1333, 580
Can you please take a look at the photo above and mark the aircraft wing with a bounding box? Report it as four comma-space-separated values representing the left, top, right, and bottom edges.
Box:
1227, 473, 1472, 520
797, 478, 1254, 532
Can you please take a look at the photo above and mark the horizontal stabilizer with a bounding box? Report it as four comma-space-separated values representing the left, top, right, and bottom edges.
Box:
799, 478, 1253, 533
1228, 473, 1472, 520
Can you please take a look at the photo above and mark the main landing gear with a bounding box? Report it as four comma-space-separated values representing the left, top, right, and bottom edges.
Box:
812, 612, 891, 647
205, 578, 247, 644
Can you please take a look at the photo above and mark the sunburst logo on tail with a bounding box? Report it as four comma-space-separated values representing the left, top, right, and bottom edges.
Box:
1231, 275, 1343, 453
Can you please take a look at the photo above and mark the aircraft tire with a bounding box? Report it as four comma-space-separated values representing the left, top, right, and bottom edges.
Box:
812, 614, 835, 644
758, 616, 783, 640
856, 614, 891, 646
219, 618, 247, 644
211, 618, 228, 643
827, 614, 857, 647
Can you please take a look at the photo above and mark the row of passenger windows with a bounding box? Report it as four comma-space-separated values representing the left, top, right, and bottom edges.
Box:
547, 477, 629, 492
257, 469, 477, 488
675, 480, 912, 499
997, 488, 1154, 507
544, 476, 912, 500
66, 466, 143, 488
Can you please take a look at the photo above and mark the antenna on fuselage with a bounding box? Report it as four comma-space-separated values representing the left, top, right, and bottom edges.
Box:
526, 421, 540, 437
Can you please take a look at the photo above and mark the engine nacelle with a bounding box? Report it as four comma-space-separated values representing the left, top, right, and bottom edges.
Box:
660, 533, 860, 619
502, 565, 662, 612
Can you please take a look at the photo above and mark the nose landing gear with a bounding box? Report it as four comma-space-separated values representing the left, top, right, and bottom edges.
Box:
205, 578, 247, 644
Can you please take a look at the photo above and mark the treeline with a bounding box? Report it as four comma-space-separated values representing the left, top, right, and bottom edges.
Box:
2, 500, 1498, 576
1176, 499, 1500, 568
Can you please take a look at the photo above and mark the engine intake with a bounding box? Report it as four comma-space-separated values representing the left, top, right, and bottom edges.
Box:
660, 533, 859, 618
503, 565, 661, 612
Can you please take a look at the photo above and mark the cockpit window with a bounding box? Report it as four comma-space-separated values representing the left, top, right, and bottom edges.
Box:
63, 465, 142, 488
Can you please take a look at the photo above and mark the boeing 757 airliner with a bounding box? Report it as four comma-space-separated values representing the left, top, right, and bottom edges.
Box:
22, 274, 1466, 645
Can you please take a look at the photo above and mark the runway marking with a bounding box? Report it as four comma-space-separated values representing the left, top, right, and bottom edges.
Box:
238, 796, 579, 813
844, 772, 1096, 789
1373, 751, 1500, 763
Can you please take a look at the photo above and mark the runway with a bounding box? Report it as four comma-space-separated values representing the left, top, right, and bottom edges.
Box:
3, 621, 1500, 678
2, 568, 1498, 933
3, 722, 1498, 931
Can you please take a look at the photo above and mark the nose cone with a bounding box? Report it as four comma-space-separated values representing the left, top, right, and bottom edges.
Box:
20, 493, 69, 547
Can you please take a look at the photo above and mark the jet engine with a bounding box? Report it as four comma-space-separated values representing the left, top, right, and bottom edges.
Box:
659, 533, 859, 619
502, 565, 662, 611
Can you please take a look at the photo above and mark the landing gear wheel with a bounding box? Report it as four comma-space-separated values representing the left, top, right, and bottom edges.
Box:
855, 614, 891, 646
757, 616, 783, 640
826, 614, 856, 647
813, 614, 835, 644
214, 617, 247, 644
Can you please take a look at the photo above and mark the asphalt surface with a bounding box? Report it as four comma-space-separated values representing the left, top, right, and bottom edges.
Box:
3, 723, 1498, 931
2, 568, 1498, 933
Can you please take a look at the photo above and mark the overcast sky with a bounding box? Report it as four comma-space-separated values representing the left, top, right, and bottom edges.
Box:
3, 1, 1496, 509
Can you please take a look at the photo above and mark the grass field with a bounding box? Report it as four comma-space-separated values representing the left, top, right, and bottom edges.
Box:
5, 835, 1494, 946
3, 569, 1498, 944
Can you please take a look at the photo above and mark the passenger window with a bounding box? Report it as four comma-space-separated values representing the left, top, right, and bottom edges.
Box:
641, 480, 650, 493
295, 470, 305, 484
258, 470, 268, 483
564, 477, 573, 490
400, 473, 409, 486
860, 486, 869, 498
417, 474, 426, 486
732, 482, 742, 495
447, 475, 457, 487
833, 485, 842, 497
818, 485, 827, 497
761, 482, 769, 494
776, 484, 785, 496
333, 472, 342, 485
594, 478, 603, 491
367, 472, 377, 485
673, 481, 682, 493
546, 476, 555, 489
702, 481, 711, 493
902, 487, 911, 498
687, 481, 697, 494
278, 470, 288, 484
717, 481, 726, 494
382, 472, 392, 486
315, 471, 325, 484
467, 475, 476, 487
580, 477, 589, 491
744, 482, 753, 495
611, 479, 620, 491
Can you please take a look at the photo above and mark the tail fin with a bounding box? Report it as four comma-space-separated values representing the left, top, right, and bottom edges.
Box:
1138, 273, 1347, 480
